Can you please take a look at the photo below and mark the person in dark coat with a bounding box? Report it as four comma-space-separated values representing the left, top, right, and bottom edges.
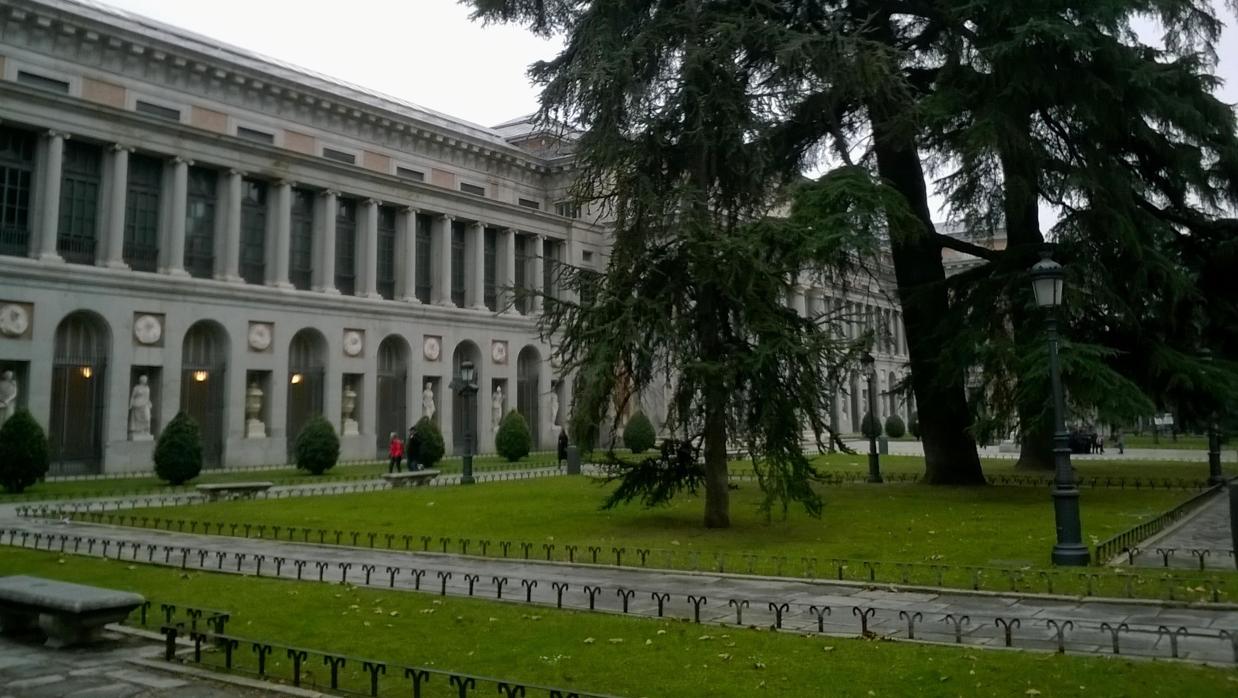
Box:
557, 428, 569, 470
406, 425, 422, 472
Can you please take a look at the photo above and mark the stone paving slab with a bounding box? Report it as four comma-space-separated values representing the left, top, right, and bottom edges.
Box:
1128, 492, 1236, 570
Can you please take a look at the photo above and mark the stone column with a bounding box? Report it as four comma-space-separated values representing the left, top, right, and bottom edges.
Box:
102, 144, 131, 269
531, 235, 545, 314
162, 156, 191, 277
500, 228, 518, 314
468, 221, 486, 310
398, 208, 419, 302
361, 199, 381, 299
791, 285, 808, 317
315, 190, 339, 294
36, 131, 67, 262
218, 170, 243, 282
433, 215, 453, 306
268, 180, 293, 288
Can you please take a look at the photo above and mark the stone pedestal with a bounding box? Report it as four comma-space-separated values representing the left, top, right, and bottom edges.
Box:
246, 418, 267, 439
342, 418, 360, 437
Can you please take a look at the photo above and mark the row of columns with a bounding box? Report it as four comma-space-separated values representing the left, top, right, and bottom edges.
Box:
29, 132, 563, 314
787, 281, 908, 358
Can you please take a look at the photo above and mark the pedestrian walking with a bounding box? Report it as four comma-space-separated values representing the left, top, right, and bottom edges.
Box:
406, 425, 422, 472
1117, 432, 1125, 455
388, 432, 403, 473
557, 428, 569, 470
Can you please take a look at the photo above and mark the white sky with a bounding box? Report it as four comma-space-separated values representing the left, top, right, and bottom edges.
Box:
102, 0, 1238, 223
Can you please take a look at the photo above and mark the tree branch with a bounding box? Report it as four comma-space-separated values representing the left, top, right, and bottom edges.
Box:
932, 232, 1000, 261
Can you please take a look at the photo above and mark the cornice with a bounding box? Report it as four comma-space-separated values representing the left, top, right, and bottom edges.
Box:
4, 0, 559, 175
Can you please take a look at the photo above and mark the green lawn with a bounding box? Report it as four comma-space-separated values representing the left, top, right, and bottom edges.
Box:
1121, 434, 1214, 451
796, 453, 1232, 482
1, 452, 562, 502
1, 549, 1232, 698
115, 477, 1186, 570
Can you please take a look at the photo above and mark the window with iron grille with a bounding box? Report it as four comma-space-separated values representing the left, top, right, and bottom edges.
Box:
514, 234, 529, 314
322, 147, 356, 165
239, 179, 267, 284
237, 126, 275, 144
377, 205, 397, 300
57, 141, 101, 265
0, 126, 35, 257
554, 201, 580, 219
289, 188, 315, 290
335, 198, 357, 295
135, 100, 181, 121
17, 70, 69, 94
396, 166, 424, 182
122, 154, 162, 272
459, 182, 485, 197
184, 167, 216, 278
415, 213, 431, 303
483, 227, 497, 311
450, 220, 466, 307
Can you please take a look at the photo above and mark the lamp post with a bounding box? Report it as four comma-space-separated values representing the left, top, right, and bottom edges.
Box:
450, 359, 479, 485
1201, 351, 1224, 486
862, 352, 882, 483
1031, 252, 1089, 566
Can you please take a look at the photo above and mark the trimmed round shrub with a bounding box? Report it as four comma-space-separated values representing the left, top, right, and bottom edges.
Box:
860, 412, 882, 439
908, 412, 920, 440
0, 409, 50, 493
154, 411, 203, 485
623, 411, 656, 454
495, 410, 532, 462
295, 415, 339, 475
885, 414, 906, 439
415, 416, 445, 468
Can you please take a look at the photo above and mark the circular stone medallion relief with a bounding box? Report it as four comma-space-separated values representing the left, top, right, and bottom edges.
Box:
248, 323, 273, 352
491, 341, 508, 364
0, 304, 29, 337
423, 336, 441, 362
343, 330, 364, 357
133, 314, 162, 345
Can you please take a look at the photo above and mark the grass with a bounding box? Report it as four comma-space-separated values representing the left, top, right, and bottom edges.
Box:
1, 452, 562, 502
119, 476, 1184, 570
1121, 434, 1217, 451
1, 548, 1233, 697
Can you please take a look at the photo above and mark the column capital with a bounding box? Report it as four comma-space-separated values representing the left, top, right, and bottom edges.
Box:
170, 155, 194, 167
440, 213, 454, 222
364, 198, 381, 208
228, 168, 246, 178
109, 143, 134, 154
45, 130, 70, 141
320, 189, 340, 199
401, 206, 419, 216
275, 179, 295, 188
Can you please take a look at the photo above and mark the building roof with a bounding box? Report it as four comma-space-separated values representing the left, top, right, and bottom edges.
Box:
34, 0, 529, 152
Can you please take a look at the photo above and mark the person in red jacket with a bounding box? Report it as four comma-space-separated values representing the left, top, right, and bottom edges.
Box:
387, 432, 404, 473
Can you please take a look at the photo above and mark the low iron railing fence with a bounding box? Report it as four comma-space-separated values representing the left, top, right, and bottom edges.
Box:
1094, 483, 1226, 563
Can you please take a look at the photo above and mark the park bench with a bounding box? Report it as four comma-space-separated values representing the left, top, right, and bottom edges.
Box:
381, 469, 440, 488
0, 575, 144, 648
195, 481, 273, 501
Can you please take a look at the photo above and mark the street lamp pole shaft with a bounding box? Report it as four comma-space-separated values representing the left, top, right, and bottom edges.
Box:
461, 388, 476, 485
867, 371, 882, 483
1047, 316, 1088, 565
1207, 417, 1223, 486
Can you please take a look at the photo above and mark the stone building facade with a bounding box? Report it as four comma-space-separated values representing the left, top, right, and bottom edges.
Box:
0, 0, 910, 474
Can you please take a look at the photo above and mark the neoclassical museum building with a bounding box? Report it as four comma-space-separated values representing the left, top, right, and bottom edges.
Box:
0, 0, 913, 474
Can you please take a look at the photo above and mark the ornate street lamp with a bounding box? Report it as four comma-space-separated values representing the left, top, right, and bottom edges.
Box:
1031, 252, 1089, 566
450, 359, 479, 485
862, 352, 882, 483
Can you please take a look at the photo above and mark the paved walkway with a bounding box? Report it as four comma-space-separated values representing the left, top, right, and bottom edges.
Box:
0, 633, 279, 697
854, 439, 1237, 463
1130, 492, 1236, 571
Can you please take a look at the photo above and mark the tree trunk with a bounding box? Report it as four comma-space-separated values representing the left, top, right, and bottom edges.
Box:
702, 393, 730, 528
868, 112, 985, 485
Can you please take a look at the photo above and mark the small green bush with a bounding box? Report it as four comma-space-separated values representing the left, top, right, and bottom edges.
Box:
295, 415, 339, 475
885, 414, 906, 439
415, 416, 445, 468
861, 412, 882, 439
496, 410, 532, 462
153, 411, 203, 485
0, 409, 50, 493
623, 411, 657, 454
908, 412, 920, 440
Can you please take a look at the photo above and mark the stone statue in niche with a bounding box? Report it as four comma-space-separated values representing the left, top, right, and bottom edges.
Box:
245, 382, 266, 438
129, 375, 153, 441
492, 385, 504, 433
548, 388, 560, 429
422, 382, 436, 422
342, 381, 359, 436
0, 370, 17, 426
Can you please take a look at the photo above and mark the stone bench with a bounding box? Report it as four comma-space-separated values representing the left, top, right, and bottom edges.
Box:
0, 575, 144, 648
195, 481, 273, 501
381, 469, 440, 488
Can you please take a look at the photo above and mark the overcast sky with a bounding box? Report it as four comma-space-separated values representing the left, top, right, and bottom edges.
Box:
102, 0, 1237, 221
